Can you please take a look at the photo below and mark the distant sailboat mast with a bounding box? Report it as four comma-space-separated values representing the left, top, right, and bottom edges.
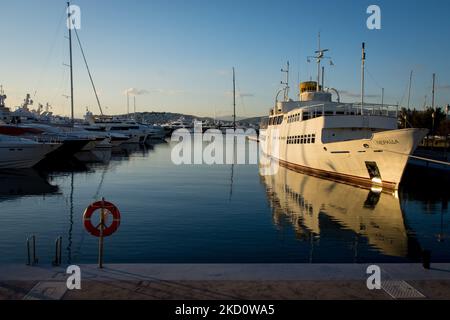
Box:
233, 67, 236, 130
407, 70, 413, 109
67, 2, 74, 125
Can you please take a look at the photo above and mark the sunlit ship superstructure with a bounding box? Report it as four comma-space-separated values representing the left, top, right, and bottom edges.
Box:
260, 44, 427, 190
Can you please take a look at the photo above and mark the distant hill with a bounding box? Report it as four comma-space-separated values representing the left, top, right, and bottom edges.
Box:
118, 112, 213, 124
238, 116, 267, 125
117, 111, 267, 126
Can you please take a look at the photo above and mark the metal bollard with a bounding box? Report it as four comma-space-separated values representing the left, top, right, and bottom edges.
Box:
26, 235, 38, 266
52, 237, 63, 266
422, 250, 431, 269
32, 235, 38, 264
26, 237, 31, 266
58, 236, 62, 265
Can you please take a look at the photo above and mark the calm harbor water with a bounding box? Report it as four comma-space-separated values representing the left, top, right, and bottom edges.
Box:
0, 141, 449, 264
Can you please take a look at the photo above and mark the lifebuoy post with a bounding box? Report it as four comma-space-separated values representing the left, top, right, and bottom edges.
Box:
98, 198, 106, 268
83, 197, 121, 269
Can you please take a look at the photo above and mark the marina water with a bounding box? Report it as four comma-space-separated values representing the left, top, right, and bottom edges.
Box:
0, 141, 448, 264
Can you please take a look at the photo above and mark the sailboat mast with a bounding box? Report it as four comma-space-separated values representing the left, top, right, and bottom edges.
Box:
67, 2, 74, 124
127, 92, 129, 117
432, 73, 436, 110
407, 70, 413, 109
317, 33, 321, 92
233, 67, 236, 130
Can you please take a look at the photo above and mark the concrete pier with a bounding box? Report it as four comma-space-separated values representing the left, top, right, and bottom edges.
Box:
2, 263, 450, 300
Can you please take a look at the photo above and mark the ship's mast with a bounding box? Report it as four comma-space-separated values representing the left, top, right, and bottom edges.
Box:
361, 42, 366, 115
67, 2, 74, 125
309, 33, 329, 93
317, 33, 321, 91
281, 61, 290, 101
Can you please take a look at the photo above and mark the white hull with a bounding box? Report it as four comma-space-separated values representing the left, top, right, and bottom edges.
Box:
261, 119, 427, 190
0, 138, 60, 169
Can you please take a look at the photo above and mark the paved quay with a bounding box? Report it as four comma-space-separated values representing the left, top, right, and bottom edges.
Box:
1, 264, 450, 300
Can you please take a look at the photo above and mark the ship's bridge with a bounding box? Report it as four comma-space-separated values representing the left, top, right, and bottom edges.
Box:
272, 81, 398, 119
267, 81, 399, 130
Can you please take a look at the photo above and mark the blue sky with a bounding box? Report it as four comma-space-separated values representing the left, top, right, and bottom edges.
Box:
1, 0, 449, 118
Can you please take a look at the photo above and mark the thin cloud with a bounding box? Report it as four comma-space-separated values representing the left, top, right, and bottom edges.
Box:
437, 84, 450, 91
123, 88, 149, 96
216, 69, 231, 76
225, 91, 255, 98
340, 90, 379, 99
152, 89, 187, 96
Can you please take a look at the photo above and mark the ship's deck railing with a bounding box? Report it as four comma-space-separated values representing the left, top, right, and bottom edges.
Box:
300, 103, 398, 119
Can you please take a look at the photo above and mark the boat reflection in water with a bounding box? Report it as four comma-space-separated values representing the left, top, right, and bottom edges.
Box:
260, 161, 410, 259
0, 169, 59, 200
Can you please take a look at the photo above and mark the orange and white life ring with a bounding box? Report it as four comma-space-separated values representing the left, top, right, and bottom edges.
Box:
83, 200, 121, 237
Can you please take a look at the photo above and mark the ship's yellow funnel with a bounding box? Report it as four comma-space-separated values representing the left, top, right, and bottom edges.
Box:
300, 81, 321, 93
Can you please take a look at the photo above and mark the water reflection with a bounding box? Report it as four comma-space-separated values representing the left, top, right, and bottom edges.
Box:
0, 169, 59, 200
261, 165, 411, 259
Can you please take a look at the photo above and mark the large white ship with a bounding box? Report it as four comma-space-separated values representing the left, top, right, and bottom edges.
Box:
260, 44, 428, 191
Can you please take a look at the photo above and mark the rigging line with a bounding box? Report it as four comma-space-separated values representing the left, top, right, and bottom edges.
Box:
49, 67, 68, 107
398, 81, 409, 107
33, 6, 67, 99
236, 80, 248, 118
72, 27, 104, 115
73, 164, 108, 262
381, 149, 450, 166
365, 66, 383, 89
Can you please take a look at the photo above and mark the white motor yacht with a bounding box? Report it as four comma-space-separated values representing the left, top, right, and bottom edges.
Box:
0, 134, 61, 169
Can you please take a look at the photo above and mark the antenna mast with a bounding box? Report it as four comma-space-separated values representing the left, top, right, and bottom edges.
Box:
317, 33, 321, 91
281, 61, 290, 101
308, 32, 329, 92
67, 2, 74, 124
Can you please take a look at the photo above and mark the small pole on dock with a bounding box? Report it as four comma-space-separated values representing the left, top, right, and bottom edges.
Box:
83, 198, 121, 269
26, 237, 31, 266
32, 235, 38, 265
98, 198, 106, 269
422, 250, 431, 270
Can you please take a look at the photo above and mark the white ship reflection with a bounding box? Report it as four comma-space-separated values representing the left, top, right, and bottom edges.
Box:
260, 164, 411, 258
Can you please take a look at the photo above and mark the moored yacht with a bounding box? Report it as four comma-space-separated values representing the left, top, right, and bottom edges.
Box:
260, 44, 427, 190
0, 134, 61, 169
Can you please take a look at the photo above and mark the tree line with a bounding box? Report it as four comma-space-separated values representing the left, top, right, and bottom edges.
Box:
399, 106, 449, 136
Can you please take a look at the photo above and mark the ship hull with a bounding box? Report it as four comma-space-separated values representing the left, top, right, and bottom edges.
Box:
261, 127, 428, 190
0, 143, 60, 169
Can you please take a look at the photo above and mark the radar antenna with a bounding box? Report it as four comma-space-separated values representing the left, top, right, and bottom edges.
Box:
307, 32, 333, 92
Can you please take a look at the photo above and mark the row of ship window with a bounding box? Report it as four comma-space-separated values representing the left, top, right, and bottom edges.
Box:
287, 134, 316, 144
268, 115, 283, 125
270, 110, 346, 126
